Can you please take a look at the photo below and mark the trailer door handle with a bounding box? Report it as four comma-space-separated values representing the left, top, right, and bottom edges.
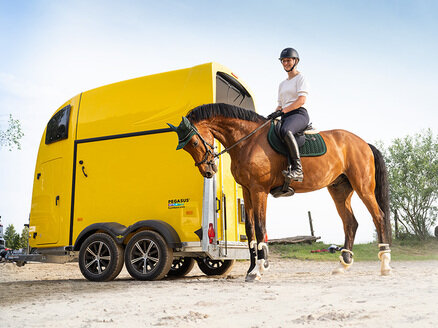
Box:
216, 197, 221, 213
55, 195, 60, 206
79, 160, 88, 177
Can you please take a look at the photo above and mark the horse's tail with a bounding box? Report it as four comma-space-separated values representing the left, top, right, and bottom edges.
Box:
368, 144, 392, 244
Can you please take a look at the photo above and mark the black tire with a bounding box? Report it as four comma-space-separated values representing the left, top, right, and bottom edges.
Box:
168, 257, 196, 277
196, 258, 235, 276
79, 233, 124, 282
124, 230, 173, 281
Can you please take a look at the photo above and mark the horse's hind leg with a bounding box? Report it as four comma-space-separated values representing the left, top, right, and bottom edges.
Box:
328, 175, 357, 274
348, 169, 392, 275
356, 191, 392, 275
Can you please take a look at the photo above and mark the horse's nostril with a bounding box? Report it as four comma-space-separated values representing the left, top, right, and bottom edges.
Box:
205, 172, 213, 178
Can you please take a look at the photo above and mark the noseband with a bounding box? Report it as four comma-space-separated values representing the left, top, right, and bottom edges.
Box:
193, 130, 216, 167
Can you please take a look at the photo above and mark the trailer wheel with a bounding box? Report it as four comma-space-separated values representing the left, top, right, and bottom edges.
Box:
168, 257, 195, 277
196, 258, 235, 276
124, 230, 173, 281
79, 233, 124, 282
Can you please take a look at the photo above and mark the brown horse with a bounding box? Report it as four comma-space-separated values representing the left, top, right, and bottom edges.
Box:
168, 103, 392, 281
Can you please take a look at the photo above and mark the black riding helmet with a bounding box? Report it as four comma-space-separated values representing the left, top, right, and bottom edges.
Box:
279, 48, 299, 72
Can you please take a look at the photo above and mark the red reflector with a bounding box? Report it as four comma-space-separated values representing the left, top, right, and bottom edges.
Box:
231, 72, 238, 79
208, 223, 215, 244
265, 234, 268, 242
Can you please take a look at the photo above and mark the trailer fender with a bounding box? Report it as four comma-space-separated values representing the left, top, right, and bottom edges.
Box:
73, 220, 182, 251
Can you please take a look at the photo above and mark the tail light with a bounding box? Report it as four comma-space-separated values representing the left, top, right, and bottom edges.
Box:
208, 223, 215, 244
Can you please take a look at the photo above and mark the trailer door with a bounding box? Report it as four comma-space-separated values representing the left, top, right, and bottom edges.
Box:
30, 104, 76, 246
215, 72, 254, 247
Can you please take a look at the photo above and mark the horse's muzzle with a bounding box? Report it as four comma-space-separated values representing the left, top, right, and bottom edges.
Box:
204, 171, 213, 179
203, 163, 217, 179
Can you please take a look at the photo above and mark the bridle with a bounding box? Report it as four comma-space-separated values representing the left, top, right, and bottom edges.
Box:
192, 119, 273, 167
193, 129, 216, 167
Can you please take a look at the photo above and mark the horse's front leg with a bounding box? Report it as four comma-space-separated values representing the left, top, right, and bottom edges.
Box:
244, 189, 269, 282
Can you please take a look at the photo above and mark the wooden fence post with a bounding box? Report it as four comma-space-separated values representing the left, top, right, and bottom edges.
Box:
308, 211, 315, 237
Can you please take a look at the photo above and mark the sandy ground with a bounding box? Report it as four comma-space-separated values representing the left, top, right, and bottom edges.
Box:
0, 258, 437, 328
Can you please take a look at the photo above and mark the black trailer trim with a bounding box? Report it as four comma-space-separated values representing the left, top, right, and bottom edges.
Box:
76, 127, 172, 144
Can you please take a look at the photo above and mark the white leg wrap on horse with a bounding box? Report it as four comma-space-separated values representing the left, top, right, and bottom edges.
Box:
339, 249, 354, 269
332, 249, 354, 274
257, 242, 270, 272
245, 240, 261, 282
257, 242, 267, 250
378, 244, 392, 276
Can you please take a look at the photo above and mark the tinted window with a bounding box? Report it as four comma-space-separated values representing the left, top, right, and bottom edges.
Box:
45, 105, 71, 144
216, 72, 255, 110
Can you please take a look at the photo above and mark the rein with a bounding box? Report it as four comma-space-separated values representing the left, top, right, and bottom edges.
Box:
214, 119, 272, 158
192, 118, 273, 167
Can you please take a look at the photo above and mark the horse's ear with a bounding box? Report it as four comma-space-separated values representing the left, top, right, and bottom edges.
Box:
167, 123, 177, 131
182, 116, 191, 128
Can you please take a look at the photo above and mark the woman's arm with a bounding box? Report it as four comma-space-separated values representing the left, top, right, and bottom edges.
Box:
280, 95, 306, 114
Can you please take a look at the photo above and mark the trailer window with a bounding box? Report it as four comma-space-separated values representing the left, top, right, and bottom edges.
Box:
216, 72, 255, 111
45, 105, 71, 144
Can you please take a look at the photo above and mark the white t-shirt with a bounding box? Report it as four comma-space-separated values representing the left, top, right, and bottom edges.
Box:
277, 73, 309, 108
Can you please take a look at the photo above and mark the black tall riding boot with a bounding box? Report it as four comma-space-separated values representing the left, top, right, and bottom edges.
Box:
282, 131, 303, 182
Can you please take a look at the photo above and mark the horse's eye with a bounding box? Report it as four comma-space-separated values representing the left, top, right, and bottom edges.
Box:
193, 140, 199, 147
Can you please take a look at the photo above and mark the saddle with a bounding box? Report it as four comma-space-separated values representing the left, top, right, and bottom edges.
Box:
268, 121, 327, 157
268, 120, 327, 198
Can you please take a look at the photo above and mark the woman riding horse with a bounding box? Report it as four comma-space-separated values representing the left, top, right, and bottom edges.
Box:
268, 47, 310, 182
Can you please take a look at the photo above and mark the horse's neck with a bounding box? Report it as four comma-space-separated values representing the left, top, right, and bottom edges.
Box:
204, 117, 263, 149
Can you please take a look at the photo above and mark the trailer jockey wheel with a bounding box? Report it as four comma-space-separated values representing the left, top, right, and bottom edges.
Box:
168, 257, 196, 277
124, 230, 173, 281
196, 258, 235, 276
79, 233, 124, 282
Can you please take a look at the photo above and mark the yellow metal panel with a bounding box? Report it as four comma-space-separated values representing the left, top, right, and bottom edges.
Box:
77, 63, 214, 140
73, 132, 204, 243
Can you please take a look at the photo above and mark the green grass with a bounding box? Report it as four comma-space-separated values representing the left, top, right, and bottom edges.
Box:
270, 238, 438, 261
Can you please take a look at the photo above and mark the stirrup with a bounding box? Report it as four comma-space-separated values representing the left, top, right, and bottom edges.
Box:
270, 175, 295, 198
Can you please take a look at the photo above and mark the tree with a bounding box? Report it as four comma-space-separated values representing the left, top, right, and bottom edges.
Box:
4, 224, 19, 249
0, 114, 24, 151
19, 226, 29, 249
380, 129, 438, 239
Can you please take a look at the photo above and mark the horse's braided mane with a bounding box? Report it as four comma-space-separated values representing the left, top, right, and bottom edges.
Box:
186, 103, 267, 123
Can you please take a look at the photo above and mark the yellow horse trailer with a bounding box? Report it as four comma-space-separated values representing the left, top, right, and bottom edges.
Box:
11, 63, 256, 281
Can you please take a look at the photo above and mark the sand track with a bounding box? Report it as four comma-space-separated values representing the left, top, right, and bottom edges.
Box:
1, 259, 437, 327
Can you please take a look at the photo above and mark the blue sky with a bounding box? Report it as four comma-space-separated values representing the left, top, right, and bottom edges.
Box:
1, 0, 437, 243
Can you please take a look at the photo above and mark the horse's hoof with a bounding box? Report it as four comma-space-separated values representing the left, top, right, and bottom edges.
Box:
332, 266, 346, 275
381, 268, 392, 276
245, 273, 261, 282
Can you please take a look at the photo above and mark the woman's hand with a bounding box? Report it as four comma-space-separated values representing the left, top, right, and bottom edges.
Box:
267, 109, 283, 119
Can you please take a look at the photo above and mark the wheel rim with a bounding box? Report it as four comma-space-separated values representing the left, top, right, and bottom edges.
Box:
84, 241, 111, 275
171, 258, 184, 270
203, 259, 223, 269
129, 238, 160, 275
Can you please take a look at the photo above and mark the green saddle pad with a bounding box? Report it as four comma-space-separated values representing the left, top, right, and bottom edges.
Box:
267, 121, 327, 157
